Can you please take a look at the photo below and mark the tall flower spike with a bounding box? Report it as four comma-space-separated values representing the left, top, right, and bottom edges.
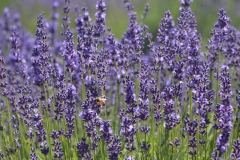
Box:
32, 13, 52, 86
64, 83, 77, 138
212, 66, 233, 159
94, 0, 106, 37
62, 0, 71, 35
63, 30, 76, 73
49, 1, 59, 46
230, 139, 240, 160
76, 138, 92, 159
149, 79, 162, 127
8, 26, 26, 79
107, 135, 122, 160
141, 3, 150, 20
207, 8, 231, 71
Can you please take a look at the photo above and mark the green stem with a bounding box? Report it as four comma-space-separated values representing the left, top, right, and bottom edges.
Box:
6, 98, 13, 148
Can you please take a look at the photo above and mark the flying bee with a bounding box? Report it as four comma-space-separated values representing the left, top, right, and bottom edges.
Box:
95, 96, 107, 107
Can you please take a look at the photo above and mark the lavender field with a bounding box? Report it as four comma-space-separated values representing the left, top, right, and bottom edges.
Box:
0, 0, 240, 159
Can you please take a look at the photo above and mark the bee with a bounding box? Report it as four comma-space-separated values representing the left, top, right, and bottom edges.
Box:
95, 96, 107, 107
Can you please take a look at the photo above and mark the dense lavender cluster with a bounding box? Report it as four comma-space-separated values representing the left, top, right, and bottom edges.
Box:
0, 0, 240, 159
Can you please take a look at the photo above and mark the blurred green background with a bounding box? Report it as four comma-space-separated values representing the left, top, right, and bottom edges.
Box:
1, 0, 240, 44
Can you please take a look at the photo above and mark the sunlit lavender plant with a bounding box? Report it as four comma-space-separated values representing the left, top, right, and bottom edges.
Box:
0, 0, 240, 159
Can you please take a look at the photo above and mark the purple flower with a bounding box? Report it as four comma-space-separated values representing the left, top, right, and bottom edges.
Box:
231, 139, 240, 160
76, 138, 92, 160
212, 66, 233, 159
